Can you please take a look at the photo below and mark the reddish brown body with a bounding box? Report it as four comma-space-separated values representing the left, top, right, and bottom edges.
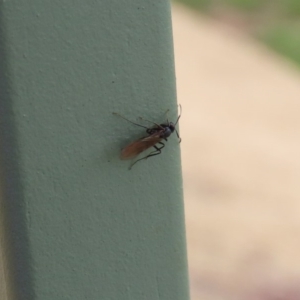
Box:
121, 134, 163, 160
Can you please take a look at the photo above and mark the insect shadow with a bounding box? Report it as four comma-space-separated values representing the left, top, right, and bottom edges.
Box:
113, 105, 181, 170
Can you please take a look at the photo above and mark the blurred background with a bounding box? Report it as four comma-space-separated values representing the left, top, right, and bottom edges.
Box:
171, 1, 300, 299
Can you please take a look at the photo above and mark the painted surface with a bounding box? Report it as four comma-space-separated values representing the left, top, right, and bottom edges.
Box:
0, 1, 189, 299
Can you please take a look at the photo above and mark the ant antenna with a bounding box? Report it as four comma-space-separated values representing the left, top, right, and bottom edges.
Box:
112, 112, 148, 129
174, 104, 182, 126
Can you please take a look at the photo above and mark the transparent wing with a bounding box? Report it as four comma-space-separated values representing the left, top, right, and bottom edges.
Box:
121, 134, 162, 160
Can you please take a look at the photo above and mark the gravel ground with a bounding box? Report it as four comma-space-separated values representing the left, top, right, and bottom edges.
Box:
172, 3, 300, 300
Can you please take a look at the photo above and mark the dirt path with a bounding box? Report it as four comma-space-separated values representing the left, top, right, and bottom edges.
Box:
172, 3, 300, 299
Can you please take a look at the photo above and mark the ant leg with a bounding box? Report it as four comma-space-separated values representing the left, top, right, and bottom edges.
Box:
112, 112, 148, 129
138, 117, 164, 130
148, 142, 165, 155
129, 142, 165, 170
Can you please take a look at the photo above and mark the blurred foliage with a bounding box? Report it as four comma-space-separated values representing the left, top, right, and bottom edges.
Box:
260, 24, 300, 65
174, 0, 300, 67
174, 0, 300, 16
180, 0, 211, 10
224, 0, 263, 11
286, 0, 300, 16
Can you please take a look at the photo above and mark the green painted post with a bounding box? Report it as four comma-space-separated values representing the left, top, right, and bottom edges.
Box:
0, 1, 189, 299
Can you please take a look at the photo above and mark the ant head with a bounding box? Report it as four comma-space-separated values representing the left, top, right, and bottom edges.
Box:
168, 122, 175, 132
